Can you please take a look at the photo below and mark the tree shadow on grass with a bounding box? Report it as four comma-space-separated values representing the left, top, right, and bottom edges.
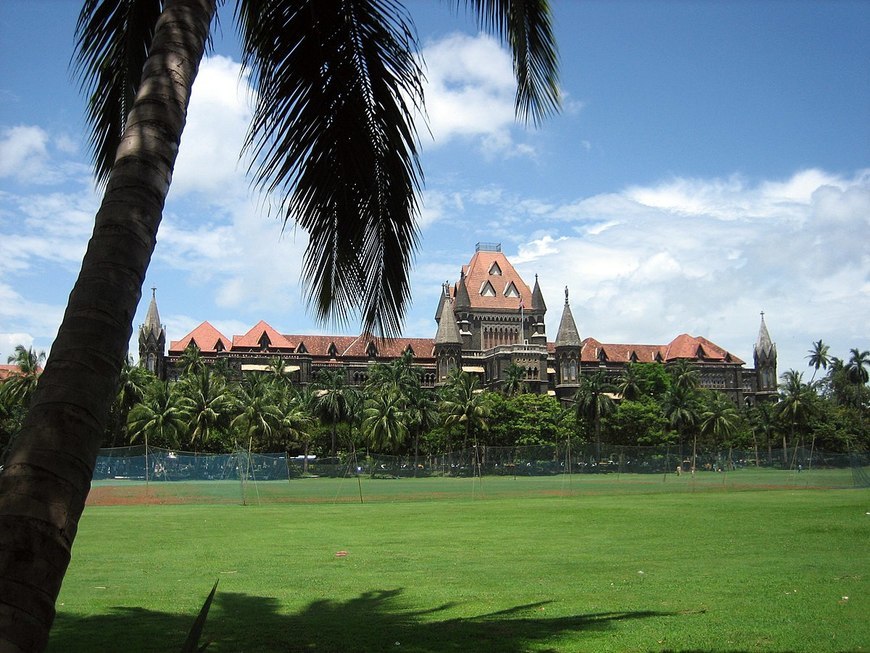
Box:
50, 588, 676, 652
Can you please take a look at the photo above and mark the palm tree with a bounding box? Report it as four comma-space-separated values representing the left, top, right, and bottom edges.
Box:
502, 362, 527, 397
314, 369, 352, 457
777, 370, 816, 467
362, 392, 408, 455
230, 375, 282, 447
845, 348, 870, 385
2, 345, 46, 407
699, 394, 740, 470
0, 2, 558, 646
806, 340, 830, 382
127, 380, 187, 449
573, 371, 615, 462
179, 343, 206, 377
669, 359, 700, 392
615, 363, 643, 402
107, 356, 153, 447
441, 370, 491, 473
282, 387, 318, 474
662, 384, 700, 469
177, 367, 234, 449
230, 376, 283, 450
405, 385, 438, 476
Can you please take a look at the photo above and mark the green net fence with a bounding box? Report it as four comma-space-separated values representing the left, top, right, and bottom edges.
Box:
93, 444, 869, 487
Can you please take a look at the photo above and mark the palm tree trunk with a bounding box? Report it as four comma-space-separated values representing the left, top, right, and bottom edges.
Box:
0, 2, 215, 650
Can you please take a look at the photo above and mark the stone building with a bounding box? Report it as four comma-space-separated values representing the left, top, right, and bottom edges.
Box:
140, 243, 777, 405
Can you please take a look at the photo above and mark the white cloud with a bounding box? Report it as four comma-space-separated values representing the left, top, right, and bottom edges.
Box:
494, 169, 870, 373
170, 56, 254, 197
0, 125, 49, 182
418, 33, 536, 158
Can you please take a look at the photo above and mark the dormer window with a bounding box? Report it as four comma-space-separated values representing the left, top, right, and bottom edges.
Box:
259, 332, 271, 351
480, 281, 496, 297
629, 351, 638, 363
597, 348, 608, 362
695, 345, 706, 359
404, 344, 414, 356
654, 352, 663, 363
214, 340, 225, 353
489, 261, 502, 275
327, 342, 338, 358
297, 342, 308, 354
366, 341, 378, 358
504, 282, 520, 298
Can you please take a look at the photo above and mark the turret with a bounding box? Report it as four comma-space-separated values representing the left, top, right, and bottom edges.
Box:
554, 287, 581, 400
529, 274, 547, 346
138, 288, 166, 378
753, 311, 777, 398
434, 285, 462, 384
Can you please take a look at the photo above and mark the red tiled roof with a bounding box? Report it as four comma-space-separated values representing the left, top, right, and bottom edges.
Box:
0, 364, 42, 380
574, 334, 743, 365
169, 321, 231, 354
664, 334, 743, 364
453, 250, 532, 311
233, 320, 295, 351
286, 334, 435, 360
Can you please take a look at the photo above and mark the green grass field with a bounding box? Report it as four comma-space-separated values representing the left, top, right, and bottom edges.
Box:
50, 476, 869, 652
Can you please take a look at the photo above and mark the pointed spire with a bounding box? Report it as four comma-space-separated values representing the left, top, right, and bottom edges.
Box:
531, 273, 546, 312
754, 311, 775, 359
435, 295, 462, 345
454, 274, 471, 309
141, 287, 164, 341
434, 282, 448, 320
555, 287, 581, 348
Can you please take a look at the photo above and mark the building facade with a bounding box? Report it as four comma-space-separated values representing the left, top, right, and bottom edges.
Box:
140, 243, 777, 405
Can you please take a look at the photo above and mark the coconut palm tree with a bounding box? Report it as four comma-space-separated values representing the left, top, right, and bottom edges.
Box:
777, 370, 816, 467
502, 362, 527, 397
107, 356, 154, 447
573, 370, 615, 462
699, 393, 740, 470
845, 348, 870, 385
0, 2, 558, 647
231, 376, 283, 449
442, 370, 490, 453
363, 391, 408, 455
176, 366, 234, 449
2, 345, 46, 407
127, 380, 187, 449
662, 383, 700, 469
314, 368, 352, 457
178, 343, 206, 378
615, 363, 643, 402
405, 385, 438, 476
806, 339, 830, 382
669, 359, 700, 392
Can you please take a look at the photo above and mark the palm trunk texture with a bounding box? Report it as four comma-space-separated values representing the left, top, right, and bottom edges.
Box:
0, 2, 215, 650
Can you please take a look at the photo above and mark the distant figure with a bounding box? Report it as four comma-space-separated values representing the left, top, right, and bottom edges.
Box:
675, 465, 682, 476
798, 464, 803, 473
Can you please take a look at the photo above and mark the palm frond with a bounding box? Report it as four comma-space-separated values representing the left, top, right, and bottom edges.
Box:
458, 0, 560, 125
73, 0, 164, 185
238, 0, 425, 337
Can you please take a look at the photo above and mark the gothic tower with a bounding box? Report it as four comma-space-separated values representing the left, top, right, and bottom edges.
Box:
138, 288, 166, 378
433, 284, 462, 385
753, 311, 777, 401
554, 287, 582, 401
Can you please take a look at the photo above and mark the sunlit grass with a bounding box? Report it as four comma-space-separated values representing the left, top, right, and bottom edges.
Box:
51, 481, 869, 652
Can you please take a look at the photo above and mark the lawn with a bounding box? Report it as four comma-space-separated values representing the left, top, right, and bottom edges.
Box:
50, 477, 869, 652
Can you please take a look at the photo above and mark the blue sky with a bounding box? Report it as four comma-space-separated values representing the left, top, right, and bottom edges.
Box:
1, 0, 868, 377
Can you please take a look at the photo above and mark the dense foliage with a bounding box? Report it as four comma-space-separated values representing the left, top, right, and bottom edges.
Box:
2, 344, 867, 464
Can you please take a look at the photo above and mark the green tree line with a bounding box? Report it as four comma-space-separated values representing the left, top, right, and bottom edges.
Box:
3, 342, 866, 466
